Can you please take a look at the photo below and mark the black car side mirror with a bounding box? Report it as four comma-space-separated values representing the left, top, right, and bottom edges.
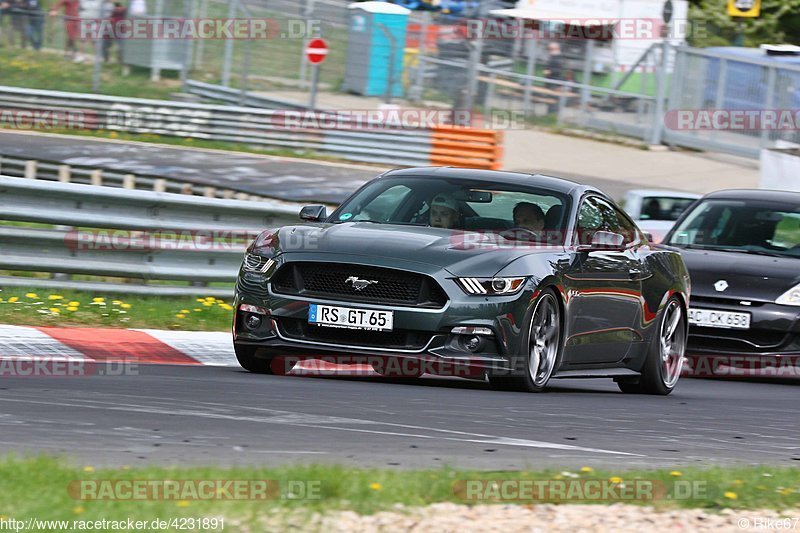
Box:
299, 205, 327, 222
578, 230, 626, 251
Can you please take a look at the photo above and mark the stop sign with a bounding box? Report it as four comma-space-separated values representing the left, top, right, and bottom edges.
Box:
305, 38, 329, 65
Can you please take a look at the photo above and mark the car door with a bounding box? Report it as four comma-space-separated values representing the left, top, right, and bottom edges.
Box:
565, 195, 647, 365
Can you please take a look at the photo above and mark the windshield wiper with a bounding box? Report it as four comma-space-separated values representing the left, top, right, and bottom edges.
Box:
677, 244, 791, 257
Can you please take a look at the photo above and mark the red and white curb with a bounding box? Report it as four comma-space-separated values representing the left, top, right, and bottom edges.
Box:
0, 325, 376, 375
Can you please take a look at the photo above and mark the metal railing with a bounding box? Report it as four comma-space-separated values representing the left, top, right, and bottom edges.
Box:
0, 85, 502, 169
0, 175, 300, 297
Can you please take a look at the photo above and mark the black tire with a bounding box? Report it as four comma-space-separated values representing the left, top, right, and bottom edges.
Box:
618, 296, 686, 395
234, 344, 295, 375
489, 289, 563, 393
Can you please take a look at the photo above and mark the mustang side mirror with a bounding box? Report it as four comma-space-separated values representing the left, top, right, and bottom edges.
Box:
578, 231, 626, 251
299, 205, 327, 222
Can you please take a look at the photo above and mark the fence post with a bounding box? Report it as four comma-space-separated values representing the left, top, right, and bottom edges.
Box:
648, 41, 670, 147
153, 178, 167, 192
464, 20, 484, 113
193, 0, 208, 69
58, 165, 71, 183
221, 0, 238, 87
24, 160, 37, 179
579, 39, 595, 125
522, 38, 538, 116
410, 11, 430, 103
123, 174, 136, 189
90, 169, 103, 186
761, 66, 777, 148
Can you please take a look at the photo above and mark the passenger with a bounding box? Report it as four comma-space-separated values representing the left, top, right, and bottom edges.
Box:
513, 202, 546, 232
429, 194, 461, 229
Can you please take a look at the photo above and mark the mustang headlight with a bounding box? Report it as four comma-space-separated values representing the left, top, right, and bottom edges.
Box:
242, 253, 275, 274
456, 277, 527, 295
776, 283, 800, 306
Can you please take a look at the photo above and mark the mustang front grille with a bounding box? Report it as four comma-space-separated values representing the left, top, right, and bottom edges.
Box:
272, 262, 448, 308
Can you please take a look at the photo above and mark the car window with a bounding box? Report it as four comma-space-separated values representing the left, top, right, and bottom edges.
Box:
639, 196, 697, 221
350, 185, 411, 222
668, 199, 800, 257
577, 196, 639, 245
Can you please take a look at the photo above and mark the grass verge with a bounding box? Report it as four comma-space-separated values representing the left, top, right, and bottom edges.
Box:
0, 287, 231, 331
0, 456, 797, 527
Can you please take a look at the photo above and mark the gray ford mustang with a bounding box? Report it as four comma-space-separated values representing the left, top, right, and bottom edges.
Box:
233, 168, 690, 394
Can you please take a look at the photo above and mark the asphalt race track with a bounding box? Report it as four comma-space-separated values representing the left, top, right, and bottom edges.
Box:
1, 365, 798, 470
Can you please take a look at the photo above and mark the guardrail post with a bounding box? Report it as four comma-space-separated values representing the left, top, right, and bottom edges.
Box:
203, 187, 216, 198
222, 189, 234, 199
648, 41, 670, 147
24, 160, 37, 179
123, 174, 136, 189
58, 165, 71, 183
181, 183, 194, 195
90, 169, 103, 186
153, 179, 167, 192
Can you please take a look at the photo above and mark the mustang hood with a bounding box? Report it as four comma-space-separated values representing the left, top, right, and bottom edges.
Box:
265, 222, 558, 276
680, 248, 800, 302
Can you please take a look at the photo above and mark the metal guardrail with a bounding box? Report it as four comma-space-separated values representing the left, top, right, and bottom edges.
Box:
0, 175, 299, 297
0, 86, 503, 170
185, 80, 314, 111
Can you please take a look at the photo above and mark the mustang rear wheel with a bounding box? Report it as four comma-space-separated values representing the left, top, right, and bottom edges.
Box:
489, 289, 562, 393
618, 296, 686, 395
234, 344, 295, 375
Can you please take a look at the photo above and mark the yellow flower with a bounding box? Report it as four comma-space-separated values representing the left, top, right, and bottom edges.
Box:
112, 300, 122, 306
219, 304, 233, 311
180, 309, 190, 314
779, 487, 794, 496
724, 491, 738, 500
732, 480, 744, 486
8, 297, 19, 303
196, 298, 205, 303
202, 302, 213, 307
369, 483, 382, 491
48, 295, 64, 300
175, 314, 185, 319
553, 475, 563, 480
580, 466, 593, 473
670, 471, 682, 477
49, 308, 60, 314
215, 299, 225, 304
120, 303, 131, 309
609, 476, 623, 483
68, 301, 80, 307
176, 500, 190, 507
83, 466, 95, 473
67, 306, 79, 312
204, 297, 215, 302
108, 131, 119, 139
25, 293, 38, 299
92, 297, 104, 303
193, 308, 202, 312
73, 506, 85, 514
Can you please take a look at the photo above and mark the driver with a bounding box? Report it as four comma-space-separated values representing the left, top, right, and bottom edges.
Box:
429, 194, 461, 229
513, 202, 546, 232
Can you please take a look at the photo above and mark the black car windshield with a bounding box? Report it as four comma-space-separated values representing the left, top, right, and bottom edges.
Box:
667, 199, 800, 257
330, 176, 570, 243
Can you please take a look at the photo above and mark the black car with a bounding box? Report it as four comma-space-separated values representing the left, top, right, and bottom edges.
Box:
663, 189, 800, 377
233, 168, 690, 394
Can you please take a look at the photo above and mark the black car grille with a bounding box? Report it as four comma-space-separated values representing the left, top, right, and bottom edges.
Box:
279, 318, 432, 350
689, 327, 794, 353
272, 262, 448, 308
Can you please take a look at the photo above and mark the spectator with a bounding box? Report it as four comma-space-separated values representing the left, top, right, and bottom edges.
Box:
102, 1, 126, 63
50, 0, 81, 60
2, 0, 27, 48
24, 0, 42, 51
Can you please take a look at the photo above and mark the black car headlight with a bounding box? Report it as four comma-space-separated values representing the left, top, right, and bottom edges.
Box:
776, 283, 800, 306
242, 253, 275, 275
456, 277, 527, 295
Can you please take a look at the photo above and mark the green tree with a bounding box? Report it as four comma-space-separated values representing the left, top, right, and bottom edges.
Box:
688, 0, 800, 47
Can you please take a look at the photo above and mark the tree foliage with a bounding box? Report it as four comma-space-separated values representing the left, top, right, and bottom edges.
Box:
688, 0, 800, 47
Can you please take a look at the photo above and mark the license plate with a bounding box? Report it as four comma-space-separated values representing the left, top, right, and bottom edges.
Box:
688, 308, 751, 330
308, 304, 393, 331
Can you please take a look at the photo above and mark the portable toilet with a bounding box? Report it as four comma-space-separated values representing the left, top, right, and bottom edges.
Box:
344, 2, 411, 98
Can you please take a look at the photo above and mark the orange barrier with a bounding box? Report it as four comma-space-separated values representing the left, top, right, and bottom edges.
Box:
430, 126, 504, 170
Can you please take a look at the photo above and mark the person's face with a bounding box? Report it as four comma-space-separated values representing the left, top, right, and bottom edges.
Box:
515, 208, 544, 231
430, 205, 458, 229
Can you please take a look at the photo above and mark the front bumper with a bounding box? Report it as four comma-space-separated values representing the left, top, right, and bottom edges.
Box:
233, 264, 537, 373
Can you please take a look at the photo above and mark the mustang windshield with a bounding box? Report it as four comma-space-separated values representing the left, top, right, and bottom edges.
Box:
330, 177, 570, 243
667, 199, 800, 257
